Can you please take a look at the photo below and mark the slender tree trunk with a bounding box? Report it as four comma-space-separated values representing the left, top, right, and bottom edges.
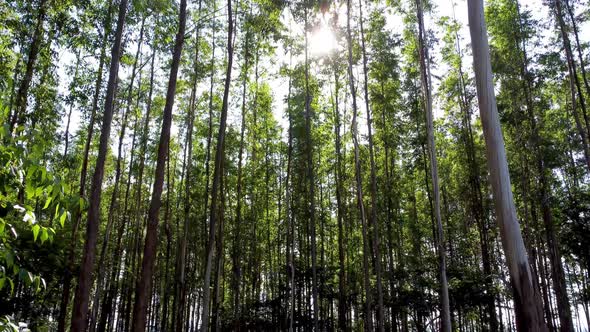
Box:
212, 164, 226, 332
175, 2, 202, 328
415, 0, 451, 330
57, 0, 114, 319
70, 0, 128, 330
449, 6, 498, 328
302, 6, 320, 330
516, 5, 575, 329
285, 49, 295, 332
358, 2, 385, 330
332, 61, 348, 332
90, 17, 145, 332
98, 112, 140, 332
466, 0, 548, 330
203, 0, 217, 255
563, 0, 590, 99
162, 143, 175, 332
63, 52, 81, 158
232, 16, 250, 325
552, 0, 590, 171
10, 0, 47, 133
346, 1, 373, 330
131, 1, 187, 330
201, 1, 234, 329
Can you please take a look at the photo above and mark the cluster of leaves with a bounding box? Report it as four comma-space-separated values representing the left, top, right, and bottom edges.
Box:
0, 104, 78, 321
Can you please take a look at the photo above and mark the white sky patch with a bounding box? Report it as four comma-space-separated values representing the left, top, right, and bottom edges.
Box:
309, 19, 339, 57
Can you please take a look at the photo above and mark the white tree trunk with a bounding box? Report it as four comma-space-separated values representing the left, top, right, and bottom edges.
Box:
467, 0, 548, 330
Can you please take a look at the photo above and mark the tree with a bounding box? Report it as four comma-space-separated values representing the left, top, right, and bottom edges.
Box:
466, 0, 548, 329
70, 0, 129, 330
200, 0, 234, 329
131, 0, 188, 330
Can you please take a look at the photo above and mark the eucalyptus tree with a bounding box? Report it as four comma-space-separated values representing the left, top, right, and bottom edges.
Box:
70, 0, 129, 329
437, 12, 499, 330
345, 0, 374, 329
201, 0, 235, 329
131, 0, 188, 330
414, 0, 451, 329
467, 0, 548, 329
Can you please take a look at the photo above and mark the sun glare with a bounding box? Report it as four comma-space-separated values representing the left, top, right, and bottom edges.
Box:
309, 24, 337, 56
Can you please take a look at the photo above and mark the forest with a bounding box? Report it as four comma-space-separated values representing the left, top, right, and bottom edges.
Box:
0, 0, 589, 330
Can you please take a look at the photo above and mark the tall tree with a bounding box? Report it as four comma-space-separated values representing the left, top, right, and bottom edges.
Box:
467, 0, 548, 329
69, 0, 129, 330
200, 0, 234, 329
131, 0, 188, 330
346, 0, 373, 329
414, 0, 451, 330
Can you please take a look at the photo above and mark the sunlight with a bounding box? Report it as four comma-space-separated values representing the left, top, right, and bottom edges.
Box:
309, 23, 337, 56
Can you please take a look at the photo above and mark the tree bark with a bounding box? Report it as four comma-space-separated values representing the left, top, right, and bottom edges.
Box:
174, 1, 202, 328
415, 0, 451, 330
200, 1, 234, 329
130, 0, 187, 330
69, 0, 128, 330
553, 0, 590, 171
358, 1, 385, 330
346, 1, 373, 330
332, 59, 348, 332
232, 14, 250, 325
466, 0, 548, 330
516, 4, 575, 329
303, 5, 320, 331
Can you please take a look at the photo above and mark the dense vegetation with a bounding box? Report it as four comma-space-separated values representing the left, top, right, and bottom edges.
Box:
0, 0, 589, 330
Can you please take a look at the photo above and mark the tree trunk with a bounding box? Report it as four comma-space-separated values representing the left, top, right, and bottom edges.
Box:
466, 0, 548, 330
175, 2, 202, 328
415, 0, 451, 330
57, 0, 114, 317
90, 17, 145, 332
346, 1, 373, 330
70, 0, 128, 330
516, 5, 575, 329
10, 0, 47, 133
131, 0, 187, 330
332, 60, 347, 332
285, 49, 295, 332
563, 0, 590, 99
200, 1, 234, 329
358, 1, 385, 330
63, 52, 81, 158
553, 0, 590, 171
232, 14, 250, 325
300, 6, 320, 330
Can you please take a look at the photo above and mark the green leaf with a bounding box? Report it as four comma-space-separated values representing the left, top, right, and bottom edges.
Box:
8, 278, 14, 294
59, 211, 67, 227
40, 228, 48, 244
32, 224, 40, 241
25, 182, 35, 199
43, 196, 52, 209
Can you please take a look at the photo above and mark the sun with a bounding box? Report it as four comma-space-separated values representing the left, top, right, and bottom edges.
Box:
309, 23, 337, 56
